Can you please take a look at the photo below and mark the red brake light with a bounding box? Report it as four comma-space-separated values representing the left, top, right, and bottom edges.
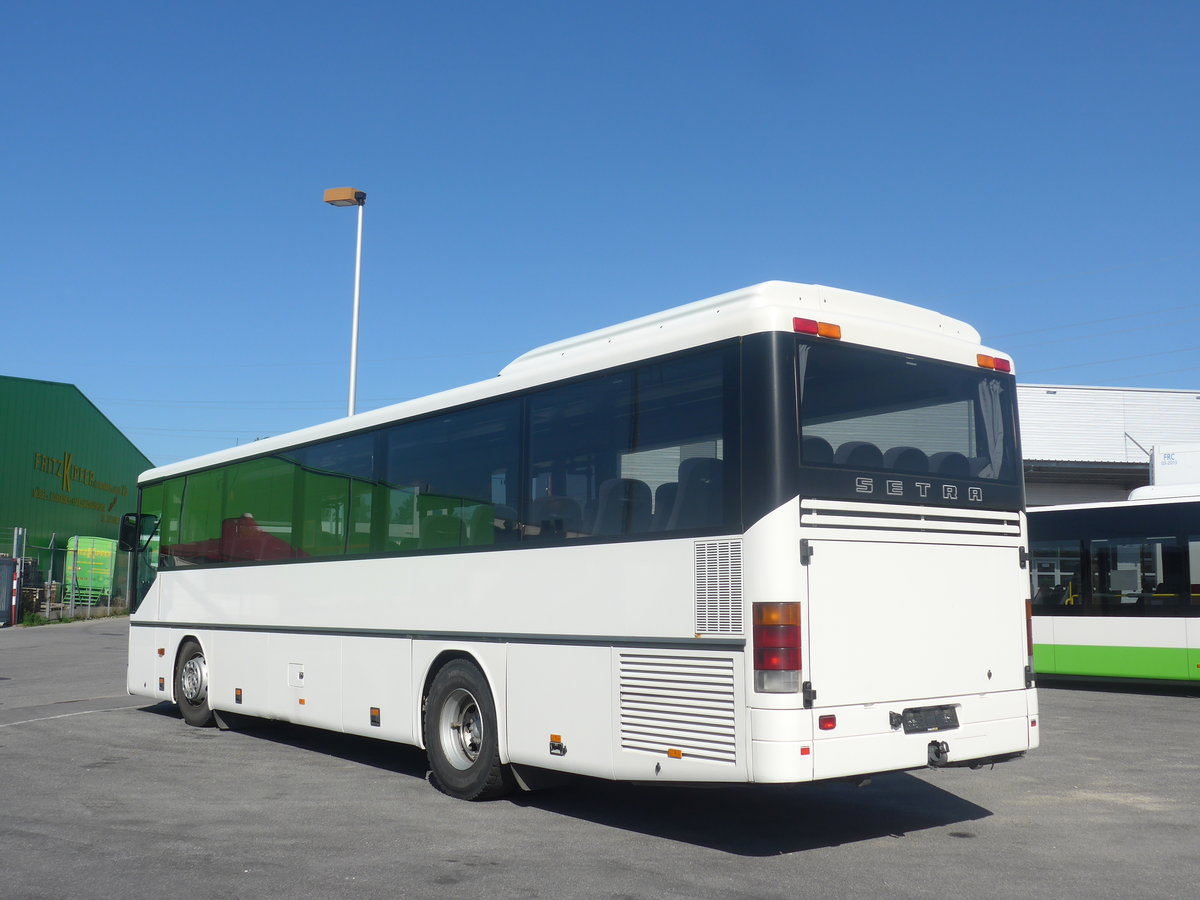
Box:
819, 715, 837, 731
794, 318, 819, 335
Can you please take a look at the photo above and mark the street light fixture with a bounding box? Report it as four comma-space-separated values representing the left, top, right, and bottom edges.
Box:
324, 187, 367, 416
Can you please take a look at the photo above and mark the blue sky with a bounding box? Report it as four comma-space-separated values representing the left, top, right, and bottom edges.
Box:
3, 1, 1197, 466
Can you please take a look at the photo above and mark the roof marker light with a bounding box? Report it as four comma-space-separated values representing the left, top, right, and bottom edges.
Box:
977, 354, 1012, 372
817, 322, 842, 339
993, 357, 1012, 373
794, 318, 842, 339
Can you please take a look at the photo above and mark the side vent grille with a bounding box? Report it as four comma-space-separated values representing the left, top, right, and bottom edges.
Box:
694, 540, 743, 634
618, 653, 737, 764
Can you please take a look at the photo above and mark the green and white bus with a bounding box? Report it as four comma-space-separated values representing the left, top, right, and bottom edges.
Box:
1029, 492, 1200, 682
123, 280, 1038, 800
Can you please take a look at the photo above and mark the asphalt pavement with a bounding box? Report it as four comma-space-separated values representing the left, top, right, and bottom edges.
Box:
1, 618, 1197, 899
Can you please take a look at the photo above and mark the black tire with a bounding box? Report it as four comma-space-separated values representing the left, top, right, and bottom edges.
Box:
424, 659, 514, 800
174, 639, 215, 728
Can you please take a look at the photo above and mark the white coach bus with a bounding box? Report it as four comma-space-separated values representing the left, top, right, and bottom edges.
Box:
122, 281, 1038, 800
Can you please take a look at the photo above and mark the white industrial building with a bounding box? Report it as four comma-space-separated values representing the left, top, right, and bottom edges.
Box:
1018, 384, 1200, 506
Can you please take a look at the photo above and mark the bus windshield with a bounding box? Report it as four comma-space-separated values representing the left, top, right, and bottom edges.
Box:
797, 338, 1021, 509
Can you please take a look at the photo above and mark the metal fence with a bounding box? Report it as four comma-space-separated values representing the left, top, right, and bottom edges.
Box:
3, 525, 128, 625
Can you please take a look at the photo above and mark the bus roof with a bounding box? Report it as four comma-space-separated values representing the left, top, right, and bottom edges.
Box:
139, 280, 999, 484
1029, 493, 1200, 514
500, 281, 982, 380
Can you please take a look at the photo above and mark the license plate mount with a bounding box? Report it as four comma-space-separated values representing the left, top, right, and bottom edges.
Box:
901, 704, 959, 735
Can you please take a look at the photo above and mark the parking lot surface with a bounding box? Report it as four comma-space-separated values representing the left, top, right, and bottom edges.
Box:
1, 618, 1197, 899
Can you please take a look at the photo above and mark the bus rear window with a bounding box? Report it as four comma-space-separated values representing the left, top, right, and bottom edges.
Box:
797, 339, 1020, 507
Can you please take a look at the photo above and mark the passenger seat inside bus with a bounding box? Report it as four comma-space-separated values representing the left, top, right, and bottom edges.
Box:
419, 514, 463, 549
801, 436, 834, 465
529, 496, 583, 538
929, 451, 970, 478
834, 441, 883, 468
592, 478, 652, 535
652, 482, 677, 530
884, 446, 929, 474
666, 457, 724, 530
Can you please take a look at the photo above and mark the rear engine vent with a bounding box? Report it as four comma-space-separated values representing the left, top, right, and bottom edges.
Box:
618, 653, 737, 764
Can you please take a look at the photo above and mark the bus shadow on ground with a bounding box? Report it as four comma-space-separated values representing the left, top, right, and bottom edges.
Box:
141, 703, 991, 856
141, 702, 434, 777
515, 774, 991, 856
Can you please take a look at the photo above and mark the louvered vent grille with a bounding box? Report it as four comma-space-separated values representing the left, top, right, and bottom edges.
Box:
694, 540, 743, 634
800, 499, 1021, 537
618, 653, 737, 764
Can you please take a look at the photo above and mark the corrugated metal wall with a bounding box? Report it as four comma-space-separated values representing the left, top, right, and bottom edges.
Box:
0, 375, 151, 580
1019, 384, 1200, 463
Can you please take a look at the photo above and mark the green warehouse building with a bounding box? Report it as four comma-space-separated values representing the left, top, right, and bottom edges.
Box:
1, 375, 151, 595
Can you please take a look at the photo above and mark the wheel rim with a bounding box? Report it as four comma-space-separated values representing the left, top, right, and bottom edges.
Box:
180, 654, 208, 705
438, 687, 483, 770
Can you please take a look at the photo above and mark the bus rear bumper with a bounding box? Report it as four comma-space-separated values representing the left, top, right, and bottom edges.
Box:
750, 689, 1038, 784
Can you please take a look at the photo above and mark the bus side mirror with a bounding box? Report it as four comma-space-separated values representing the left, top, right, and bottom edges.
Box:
119, 513, 158, 552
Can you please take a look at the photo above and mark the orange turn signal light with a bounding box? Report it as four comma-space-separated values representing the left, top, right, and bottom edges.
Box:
754, 602, 801, 626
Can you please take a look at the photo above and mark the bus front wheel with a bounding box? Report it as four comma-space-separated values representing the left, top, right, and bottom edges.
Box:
424, 660, 513, 800
175, 639, 215, 728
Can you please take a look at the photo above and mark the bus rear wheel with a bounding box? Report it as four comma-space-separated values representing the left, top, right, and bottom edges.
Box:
425, 659, 513, 800
175, 639, 215, 728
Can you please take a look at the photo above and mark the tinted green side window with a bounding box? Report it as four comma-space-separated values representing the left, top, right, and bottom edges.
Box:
298, 468, 349, 557
347, 481, 374, 555
147, 478, 186, 572
134, 483, 164, 607
223, 457, 298, 561
177, 469, 226, 564
140, 483, 164, 525
152, 343, 735, 568
161, 478, 184, 551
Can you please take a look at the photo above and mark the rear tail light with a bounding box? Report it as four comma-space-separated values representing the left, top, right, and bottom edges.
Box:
754, 602, 801, 693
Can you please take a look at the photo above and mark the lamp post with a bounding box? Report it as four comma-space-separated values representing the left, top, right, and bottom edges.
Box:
324, 187, 367, 416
